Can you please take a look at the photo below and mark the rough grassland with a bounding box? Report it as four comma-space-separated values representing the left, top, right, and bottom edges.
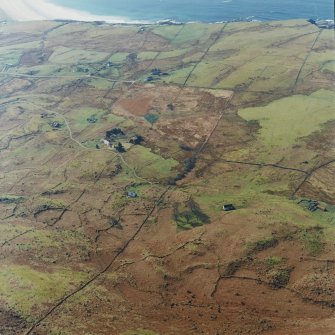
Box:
0, 265, 90, 319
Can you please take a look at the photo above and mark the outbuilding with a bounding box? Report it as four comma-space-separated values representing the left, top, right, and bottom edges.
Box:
127, 191, 138, 198
51, 121, 62, 129
223, 204, 236, 211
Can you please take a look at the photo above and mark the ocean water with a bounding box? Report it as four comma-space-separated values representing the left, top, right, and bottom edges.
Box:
50, 0, 333, 23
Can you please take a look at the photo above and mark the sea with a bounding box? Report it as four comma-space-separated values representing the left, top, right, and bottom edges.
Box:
49, 0, 334, 23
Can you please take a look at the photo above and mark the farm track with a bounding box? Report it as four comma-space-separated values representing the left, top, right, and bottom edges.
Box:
28, 101, 96, 151
116, 151, 155, 185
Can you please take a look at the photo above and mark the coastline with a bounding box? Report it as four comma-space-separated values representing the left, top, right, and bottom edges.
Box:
0, 0, 333, 27
0, 0, 149, 24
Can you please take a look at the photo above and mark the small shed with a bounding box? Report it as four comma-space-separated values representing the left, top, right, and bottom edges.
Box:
129, 135, 144, 145
167, 103, 174, 111
223, 204, 236, 211
51, 121, 62, 129
298, 199, 328, 212
151, 68, 162, 76
127, 191, 138, 198
115, 142, 126, 153
87, 116, 97, 124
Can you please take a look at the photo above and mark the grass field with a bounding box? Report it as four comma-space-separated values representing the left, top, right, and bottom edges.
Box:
238, 89, 335, 148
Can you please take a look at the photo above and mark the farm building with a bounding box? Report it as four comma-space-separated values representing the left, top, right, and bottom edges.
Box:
223, 204, 236, 211
101, 139, 110, 146
127, 191, 138, 198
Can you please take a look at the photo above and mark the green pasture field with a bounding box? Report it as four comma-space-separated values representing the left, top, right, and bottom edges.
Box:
124, 145, 179, 180
49, 46, 109, 64
238, 89, 335, 149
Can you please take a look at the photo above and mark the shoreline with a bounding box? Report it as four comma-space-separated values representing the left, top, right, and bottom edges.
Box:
0, 0, 333, 27
0, 0, 149, 24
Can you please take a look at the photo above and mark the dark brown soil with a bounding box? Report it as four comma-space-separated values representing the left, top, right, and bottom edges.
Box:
0, 307, 27, 335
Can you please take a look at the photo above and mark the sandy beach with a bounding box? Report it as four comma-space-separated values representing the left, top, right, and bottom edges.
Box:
0, 0, 146, 23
